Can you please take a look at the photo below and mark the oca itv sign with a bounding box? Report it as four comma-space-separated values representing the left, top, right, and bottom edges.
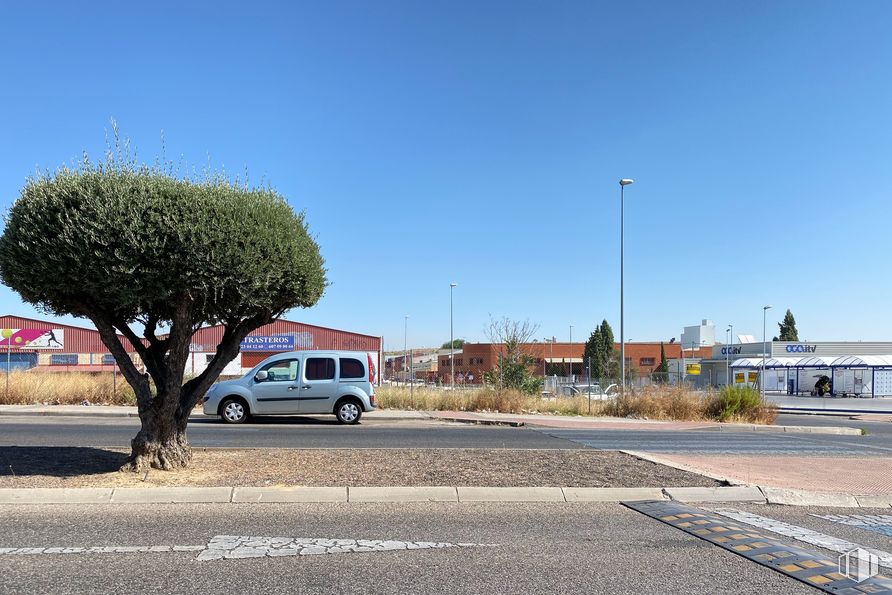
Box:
240, 335, 296, 352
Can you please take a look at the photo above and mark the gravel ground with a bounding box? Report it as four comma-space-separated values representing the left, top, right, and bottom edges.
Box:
0, 447, 720, 488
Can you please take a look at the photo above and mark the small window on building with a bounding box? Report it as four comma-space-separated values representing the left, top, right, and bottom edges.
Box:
102, 354, 116, 365
640, 357, 655, 366
339, 358, 365, 379
51, 354, 78, 366
306, 357, 336, 380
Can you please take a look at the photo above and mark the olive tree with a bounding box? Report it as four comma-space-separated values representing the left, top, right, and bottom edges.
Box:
0, 162, 326, 471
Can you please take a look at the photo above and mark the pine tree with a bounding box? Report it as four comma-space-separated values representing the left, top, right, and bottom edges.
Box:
583, 329, 603, 378
598, 320, 619, 380
777, 309, 799, 341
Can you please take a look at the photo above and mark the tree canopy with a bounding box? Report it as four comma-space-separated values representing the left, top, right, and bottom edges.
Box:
482, 316, 541, 394
774, 309, 799, 342
583, 319, 617, 380
0, 155, 326, 470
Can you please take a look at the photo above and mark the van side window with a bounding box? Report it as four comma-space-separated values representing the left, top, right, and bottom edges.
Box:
339, 358, 364, 379
258, 359, 299, 382
306, 357, 336, 381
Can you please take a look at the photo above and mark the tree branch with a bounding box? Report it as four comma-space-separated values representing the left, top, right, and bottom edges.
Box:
87, 314, 152, 408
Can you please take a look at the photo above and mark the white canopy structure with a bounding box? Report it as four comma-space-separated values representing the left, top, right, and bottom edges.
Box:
794, 355, 835, 368
763, 357, 800, 368
831, 355, 892, 368
729, 358, 763, 368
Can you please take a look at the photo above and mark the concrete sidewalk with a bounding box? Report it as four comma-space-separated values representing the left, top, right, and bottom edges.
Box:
429, 410, 862, 436
769, 394, 892, 414
0, 485, 887, 507
627, 451, 892, 498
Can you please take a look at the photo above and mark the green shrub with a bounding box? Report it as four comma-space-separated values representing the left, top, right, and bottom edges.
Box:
708, 385, 774, 423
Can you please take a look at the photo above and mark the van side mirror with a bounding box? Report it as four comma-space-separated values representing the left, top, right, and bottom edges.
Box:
254, 370, 268, 382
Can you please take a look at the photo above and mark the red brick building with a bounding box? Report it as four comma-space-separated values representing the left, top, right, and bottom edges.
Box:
436, 341, 701, 384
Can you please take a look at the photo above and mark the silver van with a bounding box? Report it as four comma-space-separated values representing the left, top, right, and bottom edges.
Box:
202, 351, 377, 424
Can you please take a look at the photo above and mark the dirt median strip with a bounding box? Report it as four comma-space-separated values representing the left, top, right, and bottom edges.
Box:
0, 447, 720, 489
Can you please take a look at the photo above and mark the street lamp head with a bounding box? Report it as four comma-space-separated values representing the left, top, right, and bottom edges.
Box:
619, 179, 634, 186
763, 305, 772, 310
450, 283, 457, 288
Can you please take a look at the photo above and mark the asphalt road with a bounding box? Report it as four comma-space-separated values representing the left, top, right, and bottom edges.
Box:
0, 416, 585, 449
0, 502, 818, 595
0, 414, 890, 455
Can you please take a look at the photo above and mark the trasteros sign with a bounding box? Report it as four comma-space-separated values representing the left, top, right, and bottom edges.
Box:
785, 344, 817, 353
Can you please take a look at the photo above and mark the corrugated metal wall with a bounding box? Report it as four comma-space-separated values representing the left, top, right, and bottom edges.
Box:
190, 319, 381, 353
0, 315, 137, 353
0, 316, 381, 361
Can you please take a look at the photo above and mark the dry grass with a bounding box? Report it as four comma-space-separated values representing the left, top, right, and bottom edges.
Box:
0, 372, 135, 406
0, 372, 775, 425
376, 384, 776, 424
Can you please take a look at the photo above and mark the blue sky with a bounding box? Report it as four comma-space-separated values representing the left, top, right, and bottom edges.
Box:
1, 1, 891, 351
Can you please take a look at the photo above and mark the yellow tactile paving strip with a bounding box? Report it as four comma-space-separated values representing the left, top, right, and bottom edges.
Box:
623, 500, 892, 594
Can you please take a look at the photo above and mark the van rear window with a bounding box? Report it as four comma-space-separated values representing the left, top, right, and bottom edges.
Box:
339, 358, 365, 379
305, 357, 335, 380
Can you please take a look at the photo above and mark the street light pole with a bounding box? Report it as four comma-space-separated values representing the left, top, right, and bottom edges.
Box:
450, 283, 457, 388
619, 179, 634, 394
762, 305, 772, 399
726, 324, 732, 386
568, 324, 573, 379
404, 315, 409, 385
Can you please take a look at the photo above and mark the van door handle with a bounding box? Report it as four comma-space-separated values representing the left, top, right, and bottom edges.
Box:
301, 386, 311, 390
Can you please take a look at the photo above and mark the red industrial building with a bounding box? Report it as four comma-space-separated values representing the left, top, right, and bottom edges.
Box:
0, 314, 381, 377
436, 341, 711, 384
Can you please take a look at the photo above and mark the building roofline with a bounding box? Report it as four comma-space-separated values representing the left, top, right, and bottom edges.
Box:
194, 318, 381, 341
0, 314, 111, 334
0, 313, 135, 344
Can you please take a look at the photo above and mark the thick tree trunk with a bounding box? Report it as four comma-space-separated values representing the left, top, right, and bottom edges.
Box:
121, 402, 192, 472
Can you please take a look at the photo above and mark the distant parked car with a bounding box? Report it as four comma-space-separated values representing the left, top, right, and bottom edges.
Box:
202, 351, 377, 424
563, 384, 618, 399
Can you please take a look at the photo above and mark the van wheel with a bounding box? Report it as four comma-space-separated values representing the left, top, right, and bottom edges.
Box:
220, 397, 249, 424
335, 399, 362, 424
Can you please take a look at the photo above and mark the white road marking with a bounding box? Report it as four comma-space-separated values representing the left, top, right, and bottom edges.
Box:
713, 508, 892, 569
0, 536, 492, 561
0, 545, 205, 555
815, 514, 892, 537
196, 535, 490, 561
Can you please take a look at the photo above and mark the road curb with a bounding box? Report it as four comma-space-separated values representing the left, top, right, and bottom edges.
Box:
0, 485, 888, 506
432, 416, 525, 427
712, 424, 862, 436
0, 408, 142, 418
433, 414, 858, 435
620, 451, 745, 486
